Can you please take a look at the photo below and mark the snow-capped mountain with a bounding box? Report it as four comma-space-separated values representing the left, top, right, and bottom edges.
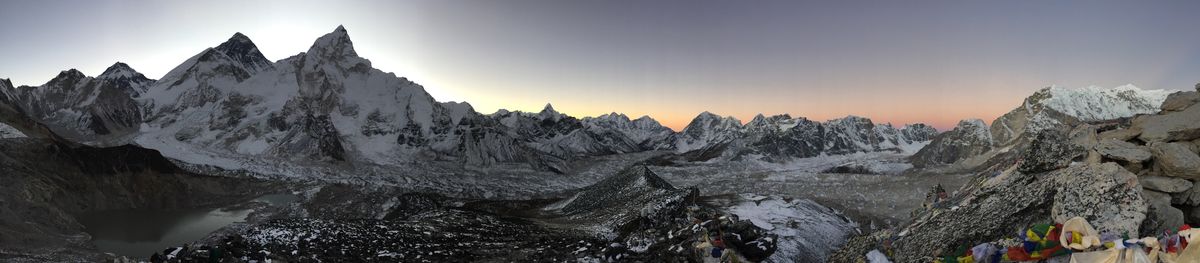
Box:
672, 111, 745, 152
668, 112, 937, 162
0, 25, 946, 177
909, 119, 993, 168
5, 63, 152, 145
127, 26, 675, 175
581, 113, 674, 150
915, 84, 1173, 169
991, 84, 1171, 146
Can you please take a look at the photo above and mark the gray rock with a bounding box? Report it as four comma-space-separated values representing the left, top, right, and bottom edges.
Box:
1151, 142, 1200, 180
1160, 91, 1200, 112
1140, 175, 1193, 193
1136, 103, 1200, 143
1189, 208, 1200, 225
1098, 127, 1142, 141
1125, 162, 1145, 174
1018, 130, 1085, 174
1141, 189, 1185, 235
881, 163, 1145, 262
1052, 164, 1147, 236
1095, 139, 1152, 163
1172, 183, 1200, 206
1070, 124, 1099, 149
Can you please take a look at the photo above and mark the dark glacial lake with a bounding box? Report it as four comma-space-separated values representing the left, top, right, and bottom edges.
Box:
77, 194, 299, 258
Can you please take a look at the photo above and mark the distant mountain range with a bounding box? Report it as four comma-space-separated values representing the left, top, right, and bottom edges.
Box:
0, 26, 1181, 177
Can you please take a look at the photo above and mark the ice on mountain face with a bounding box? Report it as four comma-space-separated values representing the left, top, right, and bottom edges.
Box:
215, 33, 274, 73
910, 119, 994, 168
0, 122, 24, 138
1031, 84, 1171, 122
728, 194, 858, 263
668, 112, 938, 163
131, 26, 681, 177
988, 84, 1169, 148
582, 113, 674, 150
97, 62, 151, 84
823, 116, 885, 155
673, 111, 743, 152
5, 65, 151, 145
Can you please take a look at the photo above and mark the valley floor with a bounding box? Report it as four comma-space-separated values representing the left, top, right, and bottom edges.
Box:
650, 152, 973, 228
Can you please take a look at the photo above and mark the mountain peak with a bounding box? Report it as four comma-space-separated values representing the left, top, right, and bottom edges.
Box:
1024, 84, 1172, 121
98, 62, 146, 80
215, 32, 272, 73
228, 32, 251, 42
537, 103, 563, 121
307, 25, 357, 59
46, 69, 87, 86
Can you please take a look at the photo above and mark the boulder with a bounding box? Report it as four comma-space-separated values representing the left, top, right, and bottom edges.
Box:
1098, 127, 1141, 141
1136, 103, 1200, 143
1189, 208, 1200, 225
1095, 139, 1152, 163
1140, 175, 1193, 193
1051, 164, 1147, 235
1172, 183, 1200, 206
1124, 162, 1144, 174
1150, 142, 1200, 180
1070, 124, 1099, 149
1018, 130, 1085, 174
1141, 189, 1185, 235
1160, 91, 1200, 112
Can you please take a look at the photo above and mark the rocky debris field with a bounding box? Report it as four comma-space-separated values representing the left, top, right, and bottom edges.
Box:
831, 85, 1200, 262
128, 166, 791, 262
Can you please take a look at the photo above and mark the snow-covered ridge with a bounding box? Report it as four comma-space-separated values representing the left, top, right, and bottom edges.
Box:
125, 26, 683, 176
1, 63, 152, 145
669, 112, 938, 161
1029, 84, 1172, 121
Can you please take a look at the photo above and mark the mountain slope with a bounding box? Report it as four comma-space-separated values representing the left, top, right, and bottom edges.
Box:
668, 112, 937, 162
6, 63, 151, 145
915, 84, 1173, 170
130, 26, 673, 176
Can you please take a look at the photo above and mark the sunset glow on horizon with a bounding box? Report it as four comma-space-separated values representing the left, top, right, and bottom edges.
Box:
2, 0, 1198, 132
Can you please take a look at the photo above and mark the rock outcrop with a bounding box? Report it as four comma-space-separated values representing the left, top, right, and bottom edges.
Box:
859, 162, 1145, 262
910, 119, 995, 168
833, 85, 1200, 263
1151, 142, 1200, 180
1095, 138, 1152, 163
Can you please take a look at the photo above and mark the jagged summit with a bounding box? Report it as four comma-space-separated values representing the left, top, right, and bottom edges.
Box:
307, 25, 357, 59
98, 62, 148, 80
215, 32, 273, 73
46, 69, 86, 87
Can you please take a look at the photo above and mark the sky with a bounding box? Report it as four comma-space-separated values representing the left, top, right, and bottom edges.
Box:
1, 0, 1198, 131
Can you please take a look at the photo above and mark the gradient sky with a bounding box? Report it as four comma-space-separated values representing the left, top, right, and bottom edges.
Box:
2, 0, 1198, 131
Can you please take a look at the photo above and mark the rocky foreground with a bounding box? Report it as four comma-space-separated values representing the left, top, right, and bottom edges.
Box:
832, 85, 1200, 262
120, 167, 791, 262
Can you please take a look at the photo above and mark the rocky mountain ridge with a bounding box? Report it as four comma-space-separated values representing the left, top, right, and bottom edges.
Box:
0, 26, 940, 177
911, 84, 1175, 169
669, 112, 937, 162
